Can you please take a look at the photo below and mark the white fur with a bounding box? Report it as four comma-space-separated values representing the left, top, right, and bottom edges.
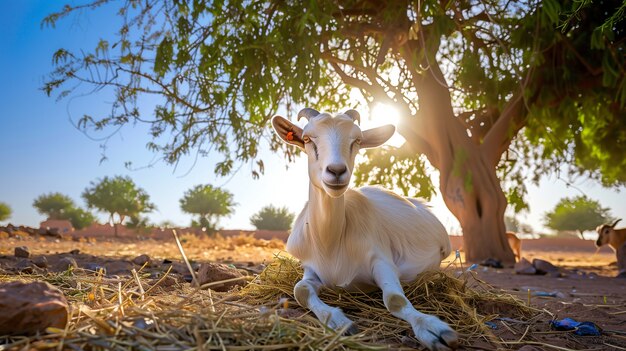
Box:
272, 109, 458, 351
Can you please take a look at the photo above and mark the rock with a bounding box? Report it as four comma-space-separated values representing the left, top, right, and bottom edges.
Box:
69, 249, 80, 255
132, 254, 151, 267
196, 262, 244, 292
83, 263, 106, 274
104, 261, 133, 275
15, 259, 35, 274
54, 257, 78, 271
479, 258, 503, 269
532, 258, 558, 274
14, 246, 30, 258
0, 281, 69, 335
32, 256, 48, 269
514, 258, 537, 275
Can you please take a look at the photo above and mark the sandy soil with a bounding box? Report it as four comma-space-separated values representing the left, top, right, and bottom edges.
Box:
1, 234, 625, 350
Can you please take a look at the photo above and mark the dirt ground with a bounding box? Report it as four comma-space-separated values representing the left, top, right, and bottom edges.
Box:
1, 233, 625, 350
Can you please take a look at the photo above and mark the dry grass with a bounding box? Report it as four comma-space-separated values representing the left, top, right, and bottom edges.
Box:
0, 253, 552, 351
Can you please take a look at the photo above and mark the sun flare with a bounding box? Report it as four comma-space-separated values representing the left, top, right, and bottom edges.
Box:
363, 103, 405, 147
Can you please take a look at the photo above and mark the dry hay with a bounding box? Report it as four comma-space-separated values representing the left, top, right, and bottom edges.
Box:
242, 256, 540, 349
0, 256, 551, 351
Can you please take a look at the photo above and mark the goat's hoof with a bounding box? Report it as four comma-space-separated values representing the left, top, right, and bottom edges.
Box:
415, 319, 458, 351
431, 330, 458, 351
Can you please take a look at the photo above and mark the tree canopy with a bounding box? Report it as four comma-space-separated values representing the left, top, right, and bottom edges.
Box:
250, 205, 295, 231
544, 195, 612, 238
179, 184, 236, 231
43, 0, 626, 261
0, 202, 11, 222
32, 193, 75, 219
43, 0, 626, 192
82, 175, 155, 235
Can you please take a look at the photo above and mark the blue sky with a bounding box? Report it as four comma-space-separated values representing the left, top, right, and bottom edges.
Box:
0, 1, 624, 234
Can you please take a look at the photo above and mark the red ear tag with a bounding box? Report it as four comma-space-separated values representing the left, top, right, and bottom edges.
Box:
286, 131, 294, 141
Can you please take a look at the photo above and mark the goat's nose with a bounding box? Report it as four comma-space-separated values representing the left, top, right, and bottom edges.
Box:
326, 164, 347, 178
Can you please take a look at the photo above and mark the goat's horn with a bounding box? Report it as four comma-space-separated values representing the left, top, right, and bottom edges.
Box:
297, 108, 320, 121
344, 109, 360, 124
611, 218, 622, 228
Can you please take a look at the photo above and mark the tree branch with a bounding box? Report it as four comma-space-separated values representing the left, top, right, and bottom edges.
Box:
480, 90, 526, 167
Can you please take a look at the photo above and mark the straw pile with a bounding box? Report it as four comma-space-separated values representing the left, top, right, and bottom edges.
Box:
0, 256, 540, 351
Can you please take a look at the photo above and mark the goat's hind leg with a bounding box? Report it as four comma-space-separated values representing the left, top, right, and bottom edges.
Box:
294, 267, 358, 334
373, 259, 458, 351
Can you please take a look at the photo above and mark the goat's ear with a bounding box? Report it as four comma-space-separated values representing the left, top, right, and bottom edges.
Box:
612, 218, 622, 228
360, 124, 395, 148
272, 116, 305, 149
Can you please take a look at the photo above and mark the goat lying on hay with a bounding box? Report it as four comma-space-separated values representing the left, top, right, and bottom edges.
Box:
272, 108, 457, 350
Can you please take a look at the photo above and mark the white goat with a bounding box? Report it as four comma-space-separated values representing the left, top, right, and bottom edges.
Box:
272, 108, 457, 351
596, 219, 626, 251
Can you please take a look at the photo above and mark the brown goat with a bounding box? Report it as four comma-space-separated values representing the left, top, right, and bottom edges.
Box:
596, 219, 626, 251
507, 232, 522, 262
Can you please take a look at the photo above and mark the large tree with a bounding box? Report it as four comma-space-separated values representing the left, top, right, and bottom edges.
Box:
82, 176, 155, 236
0, 202, 11, 222
544, 195, 612, 239
44, 1, 626, 262
180, 184, 236, 232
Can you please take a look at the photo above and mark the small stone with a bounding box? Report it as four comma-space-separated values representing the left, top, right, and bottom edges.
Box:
54, 257, 78, 271
69, 249, 80, 255
14, 246, 30, 258
479, 258, 503, 269
514, 258, 537, 275
0, 281, 69, 335
532, 258, 558, 274
32, 256, 48, 269
196, 262, 244, 292
104, 261, 132, 275
15, 259, 35, 274
132, 254, 151, 267
83, 263, 106, 274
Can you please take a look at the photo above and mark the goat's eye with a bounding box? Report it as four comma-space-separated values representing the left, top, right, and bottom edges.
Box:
355, 138, 362, 145
303, 136, 311, 143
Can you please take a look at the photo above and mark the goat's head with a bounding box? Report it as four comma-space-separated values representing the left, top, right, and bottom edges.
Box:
272, 108, 395, 198
596, 218, 622, 247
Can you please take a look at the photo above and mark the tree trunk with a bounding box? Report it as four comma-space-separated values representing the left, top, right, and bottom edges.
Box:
438, 150, 515, 264
398, 58, 516, 264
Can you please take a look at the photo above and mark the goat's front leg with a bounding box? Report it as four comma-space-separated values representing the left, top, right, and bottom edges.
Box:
372, 259, 458, 351
294, 266, 358, 334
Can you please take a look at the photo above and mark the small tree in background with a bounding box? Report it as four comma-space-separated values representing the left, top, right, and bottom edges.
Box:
83, 176, 155, 236
250, 205, 295, 231
33, 192, 74, 219
544, 196, 612, 239
126, 215, 151, 229
180, 184, 236, 233
0, 202, 12, 222
32, 192, 95, 229
64, 207, 96, 230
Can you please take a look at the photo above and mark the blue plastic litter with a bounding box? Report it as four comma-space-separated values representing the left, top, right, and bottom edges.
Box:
485, 321, 498, 330
550, 318, 602, 336
466, 263, 478, 272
